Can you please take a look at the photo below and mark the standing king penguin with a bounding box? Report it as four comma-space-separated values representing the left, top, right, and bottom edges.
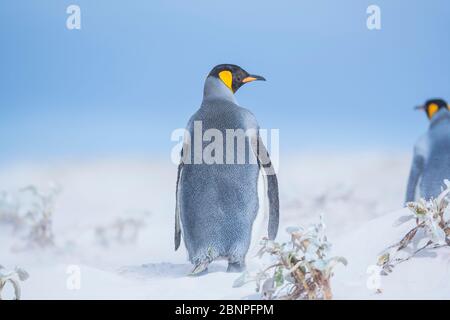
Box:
405, 99, 450, 203
174, 64, 279, 275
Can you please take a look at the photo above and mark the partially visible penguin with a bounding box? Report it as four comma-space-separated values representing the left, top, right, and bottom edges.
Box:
405, 99, 450, 203
174, 64, 279, 275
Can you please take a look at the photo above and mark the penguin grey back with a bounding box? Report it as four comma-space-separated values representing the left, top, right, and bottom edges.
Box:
180, 83, 260, 267
405, 107, 450, 203
419, 111, 450, 199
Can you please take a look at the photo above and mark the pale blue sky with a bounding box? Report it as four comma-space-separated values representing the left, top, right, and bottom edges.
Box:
1, 1, 449, 163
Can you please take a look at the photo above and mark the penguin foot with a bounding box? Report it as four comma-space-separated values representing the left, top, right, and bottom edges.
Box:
188, 262, 209, 277
227, 262, 246, 273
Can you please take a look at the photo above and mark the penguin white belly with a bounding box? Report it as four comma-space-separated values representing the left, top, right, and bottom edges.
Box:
249, 172, 270, 257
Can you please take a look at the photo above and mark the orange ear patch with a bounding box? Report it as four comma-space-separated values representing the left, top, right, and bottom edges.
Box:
427, 103, 439, 119
219, 70, 233, 91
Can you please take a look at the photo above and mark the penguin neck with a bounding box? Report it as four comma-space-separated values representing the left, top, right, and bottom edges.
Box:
430, 109, 450, 130
202, 76, 238, 105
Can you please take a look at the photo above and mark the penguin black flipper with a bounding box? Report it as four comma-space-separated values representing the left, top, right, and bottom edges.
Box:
405, 153, 424, 204
405, 133, 428, 204
252, 133, 279, 240
266, 172, 280, 240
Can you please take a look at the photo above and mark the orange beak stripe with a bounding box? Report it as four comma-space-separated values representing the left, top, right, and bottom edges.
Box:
242, 76, 257, 83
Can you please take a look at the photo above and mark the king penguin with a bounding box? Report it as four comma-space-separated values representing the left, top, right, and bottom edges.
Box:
405, 98, 450, 203
174, 64, 279, 275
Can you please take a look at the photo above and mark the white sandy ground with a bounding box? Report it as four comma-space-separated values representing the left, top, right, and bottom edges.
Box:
1, 152, 450, 299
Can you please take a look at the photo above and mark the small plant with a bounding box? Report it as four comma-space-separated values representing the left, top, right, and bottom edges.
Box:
0, 265, 29, 300
95, 211, 151, 247
0, 184, 61, 249
0, 191, 24, 231
233, 215, 347, 300
377, 180, 450, 275
21, 185, 60, 248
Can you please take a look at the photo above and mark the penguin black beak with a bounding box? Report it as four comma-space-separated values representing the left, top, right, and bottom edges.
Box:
242, 74, 266, 83
414, 105, 425, 111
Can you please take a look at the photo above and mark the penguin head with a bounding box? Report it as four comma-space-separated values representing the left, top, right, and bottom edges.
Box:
416, 99, 449, 119
207, 64, 266, 94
